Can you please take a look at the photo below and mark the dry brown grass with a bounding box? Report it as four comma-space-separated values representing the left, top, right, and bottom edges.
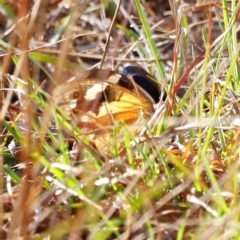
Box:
1, 0, 240, 239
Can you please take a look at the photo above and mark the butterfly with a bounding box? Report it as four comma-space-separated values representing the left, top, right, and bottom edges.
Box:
52, 66, 162, 128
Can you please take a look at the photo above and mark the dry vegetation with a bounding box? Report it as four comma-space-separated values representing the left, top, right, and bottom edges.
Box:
1, 0, 240, 239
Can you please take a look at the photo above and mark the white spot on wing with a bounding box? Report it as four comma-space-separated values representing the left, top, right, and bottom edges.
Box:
85, 83, 108, 101
69, 99, 77, 109
107, 74, 121, 84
